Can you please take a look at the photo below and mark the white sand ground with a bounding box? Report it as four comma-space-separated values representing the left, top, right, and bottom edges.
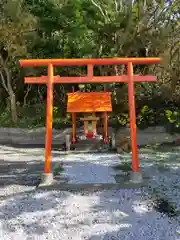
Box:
0, 145, 180, 239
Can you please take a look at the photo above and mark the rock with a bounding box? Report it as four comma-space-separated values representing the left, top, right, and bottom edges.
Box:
176, 138, 180, 145
116, 135, 131, 153
116, 147, 123, 154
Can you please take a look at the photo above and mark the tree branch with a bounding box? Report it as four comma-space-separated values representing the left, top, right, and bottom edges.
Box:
23, 84, 32, 106
0, 71, 8, 93
114, 0, 118, 12
4, 67, 13, 94
89, 0, 109, 22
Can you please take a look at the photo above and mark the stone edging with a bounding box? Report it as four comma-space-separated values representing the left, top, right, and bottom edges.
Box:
0, 126, 179, 146
0, 127, 72, 145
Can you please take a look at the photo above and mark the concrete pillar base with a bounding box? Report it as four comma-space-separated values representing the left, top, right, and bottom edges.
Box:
129, 172, 143, 183
65, 134, 71, 151
39, 173, 54, 186
111, 132, 116, 149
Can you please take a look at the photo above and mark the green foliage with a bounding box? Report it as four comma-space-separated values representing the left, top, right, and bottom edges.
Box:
0, 108, 14, 127
0, 106, 44, 128
0, 0, 180, 128
109, 104, 180, 134
0, 0, 37, 59
117, 113, 129, 126
53, 106, 71, 129
137, 105, 155, 129
164, 109, 180, 134
165, 110, 179, 124
113, 161, 132, 173
0, 104, 71, 129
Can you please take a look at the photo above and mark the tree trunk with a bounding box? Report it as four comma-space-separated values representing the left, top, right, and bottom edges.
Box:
0, 65, 18, 124
9, 92, 18, 124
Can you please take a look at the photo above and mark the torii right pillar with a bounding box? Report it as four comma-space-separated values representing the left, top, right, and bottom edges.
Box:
127, 62, 141, 183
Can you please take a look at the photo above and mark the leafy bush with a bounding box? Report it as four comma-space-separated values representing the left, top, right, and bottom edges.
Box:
164, 109, 180, 134
1, 102, 180, 134
110, 105, 180, 134
136, 105, 155, 129
117, 113, 129, 126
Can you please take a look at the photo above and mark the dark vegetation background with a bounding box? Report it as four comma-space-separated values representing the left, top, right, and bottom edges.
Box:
0, 0, 179, 133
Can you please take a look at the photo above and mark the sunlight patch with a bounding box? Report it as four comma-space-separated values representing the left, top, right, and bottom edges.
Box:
132, 200, 151, 214
113, 210, 129, 218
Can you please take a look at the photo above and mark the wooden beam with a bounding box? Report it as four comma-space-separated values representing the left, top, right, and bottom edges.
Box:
19, 57, 161, 67
88, 64, 93, 78
24, 75, 157, 84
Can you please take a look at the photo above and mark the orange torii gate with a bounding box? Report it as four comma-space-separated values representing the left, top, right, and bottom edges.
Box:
19, 57, 161, 184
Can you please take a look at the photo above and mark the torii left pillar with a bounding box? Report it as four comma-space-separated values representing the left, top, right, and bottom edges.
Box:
41, 63, 54, 185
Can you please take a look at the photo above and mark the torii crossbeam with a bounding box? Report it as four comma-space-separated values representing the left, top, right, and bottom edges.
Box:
19, 57, 161, 184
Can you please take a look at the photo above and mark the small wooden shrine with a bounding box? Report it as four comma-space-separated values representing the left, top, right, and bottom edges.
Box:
67, 91, 112, 144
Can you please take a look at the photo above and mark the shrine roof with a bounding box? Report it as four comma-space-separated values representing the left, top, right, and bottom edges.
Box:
67, 92, 112, 113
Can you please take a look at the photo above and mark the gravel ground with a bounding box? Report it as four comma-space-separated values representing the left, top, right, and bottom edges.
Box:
0, 145, 180, 240
61, 153, 120, 184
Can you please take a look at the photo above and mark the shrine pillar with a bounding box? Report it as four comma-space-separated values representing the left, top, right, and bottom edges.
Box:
103, 112, 108, 144
42, 63, 54, 185
72, 113, 76, 144
127, 62, 142, 182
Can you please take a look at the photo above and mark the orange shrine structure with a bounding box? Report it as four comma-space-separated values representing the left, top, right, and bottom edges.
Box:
67, 91, 112, 144
19, 57, 161, 184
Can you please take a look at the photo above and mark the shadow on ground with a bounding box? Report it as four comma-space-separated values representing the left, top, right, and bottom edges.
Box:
0, 151, 117, 189
0, 159, 63, 188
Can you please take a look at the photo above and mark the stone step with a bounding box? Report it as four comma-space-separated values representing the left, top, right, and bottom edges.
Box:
73, 141, 109, 149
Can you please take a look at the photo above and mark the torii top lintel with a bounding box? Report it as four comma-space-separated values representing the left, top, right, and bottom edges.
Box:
19, 57, 161, 67
20, 57, 162, 84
